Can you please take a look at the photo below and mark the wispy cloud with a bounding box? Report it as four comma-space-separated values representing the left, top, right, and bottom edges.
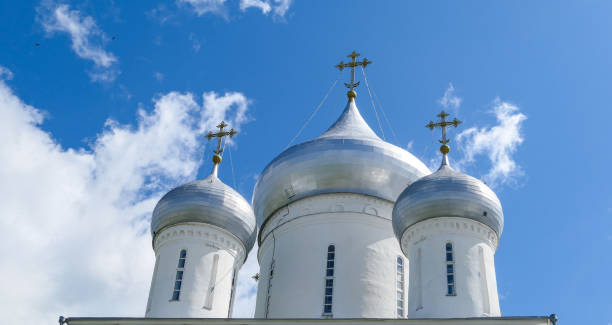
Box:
271, 0, 292, 17
240, 0, 271, 14
456, 98, 527, 187
146, 4, 176, 24
178, 0, 228, 17
438, 83, 462, 113
38, 3, 119, 82
188, 32, 201, 53
498, 290, 510, 301
154, 72, 164, 82
0, 70, 253, 324
406, 140, 414, 151
240, 0, 292, 18
177, 0, 293, 19
0, 65, 14, 80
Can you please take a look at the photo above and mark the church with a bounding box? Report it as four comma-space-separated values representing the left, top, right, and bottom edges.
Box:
60, 52, 557, 325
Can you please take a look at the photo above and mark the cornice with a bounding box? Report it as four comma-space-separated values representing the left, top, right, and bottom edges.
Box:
154, 223, 246, 261
400, 217, 499, 252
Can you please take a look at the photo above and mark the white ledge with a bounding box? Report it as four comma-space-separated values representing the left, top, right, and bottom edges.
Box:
63, 316, 555, 325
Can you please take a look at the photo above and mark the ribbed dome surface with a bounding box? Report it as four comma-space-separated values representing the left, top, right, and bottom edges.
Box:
252, 99, 431, 229
392, 156, 504, 240
152, 173, 257, 252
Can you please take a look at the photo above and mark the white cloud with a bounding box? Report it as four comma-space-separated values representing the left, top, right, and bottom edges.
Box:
146, 4, 176, 24
406, 140, 414, 151
455, 98, 527, 187
438, 83, 462, 112
38, 4, 119, 82
240, 0, 292, 17
180, 0, 292, 18
0, 65, 14, 80
178, 0, 228, 16
90, 69, 121, 83
272, 0, 292, 17
240, 0, 272, 14
0, 72, 254, 324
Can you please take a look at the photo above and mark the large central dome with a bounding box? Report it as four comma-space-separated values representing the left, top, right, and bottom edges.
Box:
252, 98, 430, 229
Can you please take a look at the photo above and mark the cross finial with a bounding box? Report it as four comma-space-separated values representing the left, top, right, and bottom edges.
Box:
425, 110, 462, 155
205, 121, 237, 176
335, 50, 372, 100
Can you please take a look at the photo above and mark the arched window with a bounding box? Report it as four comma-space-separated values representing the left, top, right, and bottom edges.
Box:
171, 249, 187, 301
323, 245, 335, 316
396, 256, 405, 317
445, 243, 456, 296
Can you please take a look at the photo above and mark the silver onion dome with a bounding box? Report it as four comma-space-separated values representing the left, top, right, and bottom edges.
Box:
392, 154, 504, 241
151, 170, 257, 253
252, 98, 431, 231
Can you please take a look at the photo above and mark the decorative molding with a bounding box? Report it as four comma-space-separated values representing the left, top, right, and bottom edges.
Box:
154, 223, 245, 261
260, 193, 394, 244
401, 217, 499, 251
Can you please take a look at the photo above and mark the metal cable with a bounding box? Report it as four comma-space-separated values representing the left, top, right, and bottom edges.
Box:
361, 66, 386, 140
227, 144, 237, 189
371, 85, 400, 145
284, 79, 339, 151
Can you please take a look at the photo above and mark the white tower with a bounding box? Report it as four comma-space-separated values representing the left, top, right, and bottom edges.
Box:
392, 111, 504, 318
145, 122, 257, 318
251, 52, 430, 318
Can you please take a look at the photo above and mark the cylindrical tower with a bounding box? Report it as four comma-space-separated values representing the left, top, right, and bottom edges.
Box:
392, 113, 504, 318
252, 94, 430, 318
145, 125, 256, 318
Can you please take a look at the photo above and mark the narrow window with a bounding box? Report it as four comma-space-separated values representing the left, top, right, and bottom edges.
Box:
446, 243, 456, 296
204, 254, 219, 309
396, 256, 405, 317
171, 249, 187, 301
323, 245, 335, 316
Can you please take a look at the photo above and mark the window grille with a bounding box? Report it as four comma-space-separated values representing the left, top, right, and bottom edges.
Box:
171, 249, 187, 301
446, 243, 456, 296
323, 245, 335, 316
396, 256, 405, 317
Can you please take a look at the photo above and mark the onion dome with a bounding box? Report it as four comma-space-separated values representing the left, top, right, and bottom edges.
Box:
392, 115, 504, 243
252, 98, 431, 231
151, 125, 257, 253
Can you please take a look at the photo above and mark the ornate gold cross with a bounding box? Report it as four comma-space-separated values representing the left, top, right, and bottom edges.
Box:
335, 50, 372, 97
206, 121, 237, 157
426, 110, 461, 154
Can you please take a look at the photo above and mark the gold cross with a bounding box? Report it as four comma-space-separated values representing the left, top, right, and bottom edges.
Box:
335, 50, 372, 98
206, 121, 237, 157
426, 111, 461, 153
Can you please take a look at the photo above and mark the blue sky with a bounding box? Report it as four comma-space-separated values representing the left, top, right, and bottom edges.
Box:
0, 1, 610, 324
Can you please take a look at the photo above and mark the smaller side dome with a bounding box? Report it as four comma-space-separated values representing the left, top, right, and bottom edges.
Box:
151, 174, 257, 253
392, 156, 504, 243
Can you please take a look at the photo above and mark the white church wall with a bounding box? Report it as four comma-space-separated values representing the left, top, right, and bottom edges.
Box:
146, 223, 245, 318
400, 217, 500, 318
255, 193, 406, 319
